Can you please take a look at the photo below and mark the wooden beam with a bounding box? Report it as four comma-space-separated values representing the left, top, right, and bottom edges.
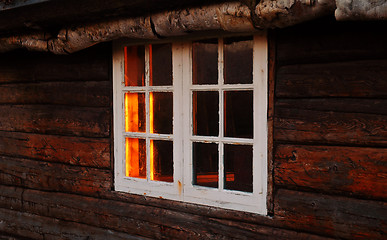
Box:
0, 155, 112, 196
0, 105, 110, 137
0, 185, 333, 239
274, 101, 387, 147
0, 81, 111, 107
0, 131, 110, 168
0, 208, 147, 240
274, 189, 387, 239
274, 144, 387, 200
276, 60, 387, 98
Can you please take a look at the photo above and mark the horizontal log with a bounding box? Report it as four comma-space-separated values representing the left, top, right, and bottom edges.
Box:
274, 145, 387, 200
0, 43, 109, 84
276, 99, 387, 116
0, 156, 111, 196
275, 189, 387, 239
0, 208, 147, 240
276, 21, 387, 65
0, 185, 331, 240
0, 105, 110, 137
276, 60, 387, 98
0, 131, 110, 168
0, 81, 111, 107
274, 105, 387, 146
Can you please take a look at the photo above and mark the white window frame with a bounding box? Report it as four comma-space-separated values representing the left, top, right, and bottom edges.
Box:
113, 33, 268, 215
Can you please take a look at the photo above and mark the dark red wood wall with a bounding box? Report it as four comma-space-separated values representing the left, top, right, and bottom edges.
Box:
0, 19, 386, 239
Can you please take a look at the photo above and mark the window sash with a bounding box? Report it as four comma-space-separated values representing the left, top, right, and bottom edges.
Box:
113, 33, 267, 214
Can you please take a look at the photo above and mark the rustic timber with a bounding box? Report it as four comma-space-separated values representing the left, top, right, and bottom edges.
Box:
0, 185, 333, 240
0, 208, 147, 240
0, 81, 111, 107
275, 189, 387, 239
274, 105, 387, 147
276, 60, 387, 98
266, 30, 276, 215
276, 19, 387, 65
274, 145, 387, 200
0, 0, 227, 33
276, 99, 387, 115
0, 44, 109, 83
0, 105, 110, 137
0, 131, 110, 168
0, 156, 111, 196
0, 1, 338, 54
335, 0, 387, 20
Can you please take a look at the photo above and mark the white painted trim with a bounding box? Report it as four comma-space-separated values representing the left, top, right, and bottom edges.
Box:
113, 34, 268, 215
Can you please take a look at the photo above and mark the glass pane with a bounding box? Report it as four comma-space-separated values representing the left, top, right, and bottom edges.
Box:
193, 91, 219, 136
224, 144, 252, 192
125, 92, 146, 132
150, 44, 172, 86
224, 36, 253, 84
224, 91, 253, 138
193, 142, 218, 188
125, 46, 145, 86
150, 92, 173, 134
192, 39, 218, 85
126, 138, 146, 179
151, 140, 173, 182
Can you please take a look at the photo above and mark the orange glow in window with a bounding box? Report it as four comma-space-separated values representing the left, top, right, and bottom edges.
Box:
150, 92, 155, 180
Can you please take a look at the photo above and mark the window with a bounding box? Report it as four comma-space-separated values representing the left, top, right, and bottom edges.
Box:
113, 34, 268, 214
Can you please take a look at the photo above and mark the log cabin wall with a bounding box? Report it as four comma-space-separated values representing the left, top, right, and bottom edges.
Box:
0, 19, 386, 239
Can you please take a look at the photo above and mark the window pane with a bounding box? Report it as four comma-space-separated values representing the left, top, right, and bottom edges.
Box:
192, 39, 218, 85
224, 144, 252, 192
125, 46, 145, 86
151, 140, 173, 182
193, 142, 218, 188
150, 44, 172, 86
224, 91, 253, 138
125, 92, 146, 132
224, 36, 253, 84
193, 91, 219, 136
126, 138, 146, 179
150, 92, 173, 134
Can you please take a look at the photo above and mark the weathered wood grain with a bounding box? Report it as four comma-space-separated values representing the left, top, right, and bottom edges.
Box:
274, 189, 387, 239
0, 208, 147, 240
276, 99, 387, 115
0, 81, 111, 107
274, 105, 387, 146
0, 185, 332, 240
277, 20, 387, 65
0, 156, 111, 196
0, 131, 110, 168
0, 105, 110, 137
276, 60, 387, 98
0, 44, 109, 84
274, 145, 387, 200
266, 30, 276, 215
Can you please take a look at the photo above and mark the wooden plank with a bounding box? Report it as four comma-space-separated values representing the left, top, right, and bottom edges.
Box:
0, 81, 111, 107
276, 60, 387, 98
0, 185, 331, 240
274, 145, 387, 200
0, 186, 23, 211
274, 104, 387, 147
276, 99, 387, 116
276, 20, 387, 65
0, 44, 109, 84
0, 131, 110, 168
0, 208, 148, 240
266, 30, 276, 215
0, 156, 111, 196
0, 105, 110, 137
274, 189, 387, 239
